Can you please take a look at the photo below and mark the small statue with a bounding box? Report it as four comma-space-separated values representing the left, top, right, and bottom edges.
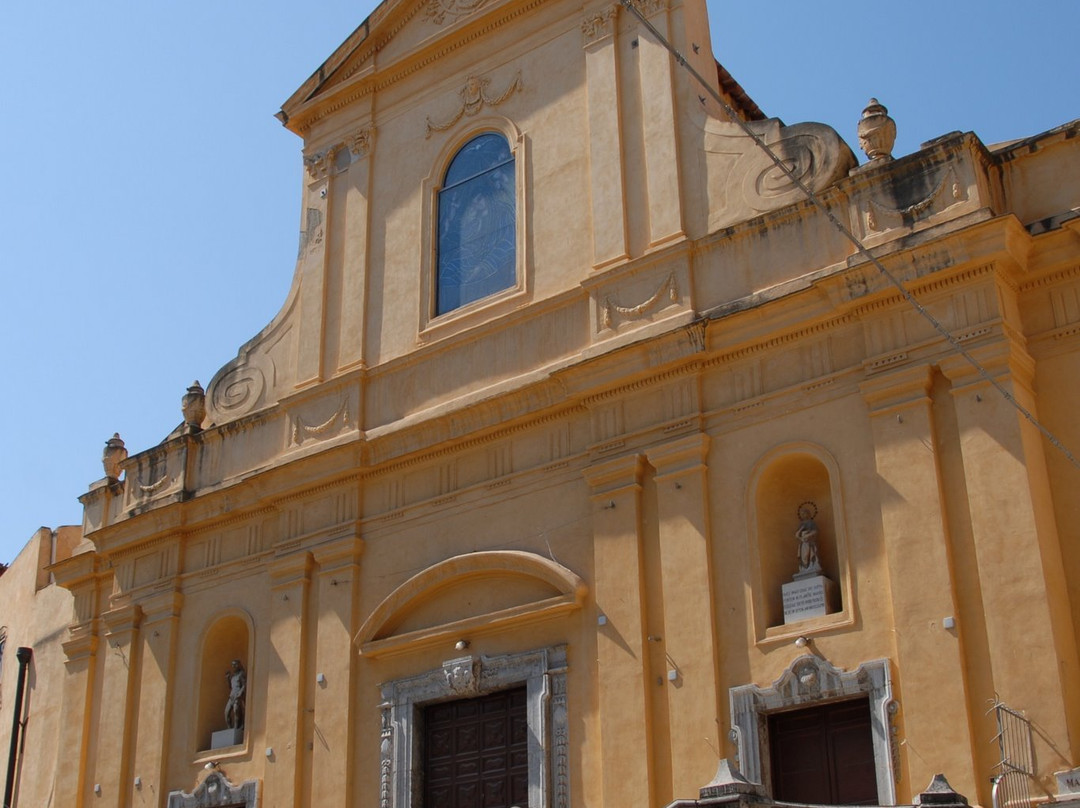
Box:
795, 502, 822, 577
225, 660, 247, 731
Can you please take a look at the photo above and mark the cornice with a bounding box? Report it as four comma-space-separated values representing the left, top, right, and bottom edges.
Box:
1018, 262, 1080, 293
703, 313, 854, 369
579, 360, 703, 406
367, 401, 586, 475
105, 532, 181, 563
289, 0, 548, 135
582, 452, 645, 492
185, 505, 281, 538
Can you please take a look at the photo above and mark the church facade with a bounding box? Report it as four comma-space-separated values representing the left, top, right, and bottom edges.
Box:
3, 0, 1080, 806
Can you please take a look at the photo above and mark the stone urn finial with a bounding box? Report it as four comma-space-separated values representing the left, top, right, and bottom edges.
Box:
182, 380, 207, 431
102, 433, 128, 480
858, 98, 896, 162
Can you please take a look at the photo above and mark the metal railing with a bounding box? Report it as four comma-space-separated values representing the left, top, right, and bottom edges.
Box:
990, 699, 1036, 808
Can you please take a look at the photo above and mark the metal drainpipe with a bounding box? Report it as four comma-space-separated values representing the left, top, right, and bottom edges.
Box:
3, 647, 32, 808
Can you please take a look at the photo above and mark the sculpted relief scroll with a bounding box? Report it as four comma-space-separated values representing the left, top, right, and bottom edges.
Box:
701, 116, 856, 232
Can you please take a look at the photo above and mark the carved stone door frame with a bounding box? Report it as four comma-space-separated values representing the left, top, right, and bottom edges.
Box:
379, 645, 569, 808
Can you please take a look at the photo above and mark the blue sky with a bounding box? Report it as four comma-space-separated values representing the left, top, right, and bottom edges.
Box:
1, 2, 1077, 565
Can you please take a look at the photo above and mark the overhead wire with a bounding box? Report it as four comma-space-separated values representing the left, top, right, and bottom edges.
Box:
619, 0, 1080, 472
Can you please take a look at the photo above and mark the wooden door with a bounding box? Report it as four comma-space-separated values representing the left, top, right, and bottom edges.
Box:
768, 698, 878, 805
424, 687, 529, 808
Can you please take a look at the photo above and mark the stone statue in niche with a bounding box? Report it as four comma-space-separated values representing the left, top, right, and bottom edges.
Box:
794, 501, 823, 578
781, 501, 838, 625
225, 660, 247, 730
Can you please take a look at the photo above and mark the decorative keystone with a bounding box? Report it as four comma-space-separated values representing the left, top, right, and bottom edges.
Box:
181, 380, 206, 431
102, 433, 128, 481
914, 774, 970, 808
858, 98, 896, 161
699, 759, 768, 801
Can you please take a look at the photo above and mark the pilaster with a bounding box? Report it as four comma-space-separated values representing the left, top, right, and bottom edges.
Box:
583, 453, 654, 808
128, 589, 183, 806
337, 124, 374, 373
52, 551, 102, 808
95, 603, 143, 808
644, 433, 719, 797
633, 0, 684, 249
309, 536, 364, 808
939, 340, 1080, 770
265, 550, 314, 807
860, 364, 978, 795
296, 146, 336, 389
582, 4, 629, 269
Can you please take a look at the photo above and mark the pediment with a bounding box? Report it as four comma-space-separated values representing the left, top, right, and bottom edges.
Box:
278, 0, 523, 133
356, 550, 587, 657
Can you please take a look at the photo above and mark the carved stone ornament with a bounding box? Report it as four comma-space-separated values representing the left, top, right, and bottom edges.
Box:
581, 7, 617, 46
181, 380, 206, 430
602, 273, 679, 329
304, 145, 339, 180
425, 71, 522, 136
102, 433, 128, 481
291, 398, 351, 446
210, 362, 266, 419
704, 118, 856, 229
628, 0, 668, 17
166, 770, 260, 808
349, 127, 373, 158
866, 166, 963, 232
699, 759, 767, 800
443, 655, 479, 695
858, 98, 897, 162
425, 0, 493, 24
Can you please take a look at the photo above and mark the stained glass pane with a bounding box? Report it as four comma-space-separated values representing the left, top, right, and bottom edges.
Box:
444, 133, 513, 188
437, 133, 516, 315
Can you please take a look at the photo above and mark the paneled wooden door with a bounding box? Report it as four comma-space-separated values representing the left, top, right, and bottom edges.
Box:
424, 687, 530, 808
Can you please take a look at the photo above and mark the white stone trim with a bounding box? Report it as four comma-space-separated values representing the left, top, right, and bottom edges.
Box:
379, 645, 569, 808
166, 771, 259, 808
728, 655, 898, 804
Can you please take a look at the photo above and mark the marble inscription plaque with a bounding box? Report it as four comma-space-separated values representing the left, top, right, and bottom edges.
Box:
782, 575, 837, 624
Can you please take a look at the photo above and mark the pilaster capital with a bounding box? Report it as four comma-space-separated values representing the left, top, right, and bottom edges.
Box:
313, 534, 364, 573
627, 0, 669, 19
62, 631, 98, 664
581, 4, 618, 47
139, 589, 184, 625
645, 433, 709, 479
269, 550, 314, 590
583, 453, 645, 497
860, 364, 934, 415
304, 145, 337, 180
348, 126, 374, 159
50, 549, 103, 593
102, 602, 143, 642
938, 336, 1035, 393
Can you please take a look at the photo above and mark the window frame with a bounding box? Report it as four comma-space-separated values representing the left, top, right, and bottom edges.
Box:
379, 646, 569, 808
419, 118, 530, 341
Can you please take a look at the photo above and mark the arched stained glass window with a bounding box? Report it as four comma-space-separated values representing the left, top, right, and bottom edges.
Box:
436, 133, 516, 315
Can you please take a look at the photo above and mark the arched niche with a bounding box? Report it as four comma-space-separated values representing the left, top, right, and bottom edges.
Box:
749, 444, 851, 637
195, 611, 252, 753
355, 550, 586, 658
